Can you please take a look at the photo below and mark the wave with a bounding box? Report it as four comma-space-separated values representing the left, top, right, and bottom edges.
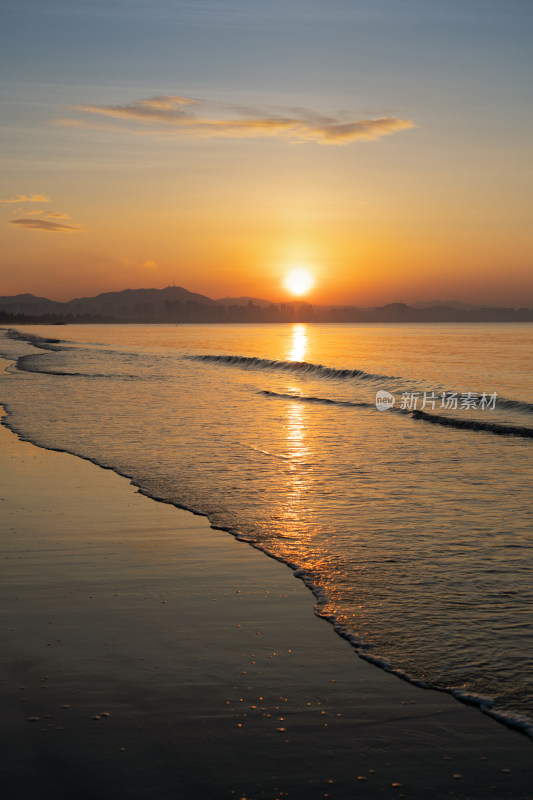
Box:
7, 340, 143, 380
15, 367, 140, 380
259, 389, 373, 409
261, 389, 533, 440
5, 328, 67, 351
13, 361, 140, 381
323, 614, 533, 737
411, 408, 533, 439
185, 353, 395, 382
13, 353, 137, 380
497, 397, 533, 414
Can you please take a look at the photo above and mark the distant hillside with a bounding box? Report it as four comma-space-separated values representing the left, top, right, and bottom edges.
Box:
66, 286, 219, 320
411, 299, 483, 311
0, 287, 532, 324
0, 293, 65, 316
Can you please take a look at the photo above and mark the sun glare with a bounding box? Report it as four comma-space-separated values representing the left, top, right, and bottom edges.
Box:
284, 268, 315, 296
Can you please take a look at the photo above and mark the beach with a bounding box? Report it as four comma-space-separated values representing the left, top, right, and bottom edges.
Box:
2, 0, 533, 794
1, 419, 533, 799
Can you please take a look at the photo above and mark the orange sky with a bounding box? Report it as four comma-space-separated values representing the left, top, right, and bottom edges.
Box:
1, 2, 532, 306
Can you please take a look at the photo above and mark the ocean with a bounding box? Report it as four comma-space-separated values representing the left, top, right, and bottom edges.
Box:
1, 322, 532, 738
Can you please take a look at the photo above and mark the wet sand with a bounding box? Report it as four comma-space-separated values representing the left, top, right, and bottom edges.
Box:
1, 419, 532, 799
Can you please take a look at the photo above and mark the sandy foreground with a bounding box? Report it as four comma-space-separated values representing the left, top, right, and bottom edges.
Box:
0, 420, 532, 800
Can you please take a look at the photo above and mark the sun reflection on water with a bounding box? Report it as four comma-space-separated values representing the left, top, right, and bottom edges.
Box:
288, 323, 307, 362
285, 396, 308, 463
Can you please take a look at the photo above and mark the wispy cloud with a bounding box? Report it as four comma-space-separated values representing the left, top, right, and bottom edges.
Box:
57, 94, 416, 145
10, 218, 80, 233
0, 193, 51, 203
47, 211, 70, 219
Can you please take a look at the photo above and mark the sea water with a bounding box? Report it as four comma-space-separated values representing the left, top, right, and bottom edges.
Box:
0, 322, 532, 736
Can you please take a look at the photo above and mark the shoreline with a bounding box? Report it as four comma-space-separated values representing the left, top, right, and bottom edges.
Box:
4, 390, 533, 742
2, 383, 533, 740
1, 420, 533, 798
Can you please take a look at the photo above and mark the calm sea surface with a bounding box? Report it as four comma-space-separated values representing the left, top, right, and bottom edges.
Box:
1, 323, 532, 735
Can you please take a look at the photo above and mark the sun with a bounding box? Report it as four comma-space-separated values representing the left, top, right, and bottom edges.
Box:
284, 268, 315, 296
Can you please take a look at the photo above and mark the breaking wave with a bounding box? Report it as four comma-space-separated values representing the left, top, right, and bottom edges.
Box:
185, 353, 394, 382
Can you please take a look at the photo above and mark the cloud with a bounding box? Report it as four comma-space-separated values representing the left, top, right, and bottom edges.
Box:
58, 94, 416, 145
19, 209, 45, 216
47, 211, 70, 219
143, 260, 157, 269
0, 193, 51, 203
10, 218, 80, 233
73, 95, 199, 122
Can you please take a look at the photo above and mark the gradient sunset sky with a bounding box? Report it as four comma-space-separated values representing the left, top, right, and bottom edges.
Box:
1, 0, 532, 306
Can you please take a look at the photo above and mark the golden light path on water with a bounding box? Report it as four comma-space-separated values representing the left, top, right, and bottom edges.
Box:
285, 325, 311, 533
288, 323, 308, 362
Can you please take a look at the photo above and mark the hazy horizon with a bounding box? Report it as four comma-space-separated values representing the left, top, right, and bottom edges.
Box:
2, 283, 533, 310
